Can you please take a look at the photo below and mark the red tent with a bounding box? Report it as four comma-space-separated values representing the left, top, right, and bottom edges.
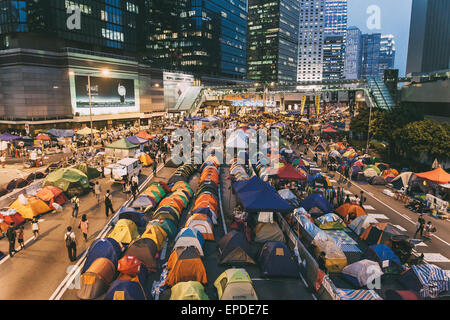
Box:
136, 131, 153, 140
415, 167, 450, 184
36, 186, 68, 208
36, 134, 51, 141
323, 127, 338, 133
273, 164, 307, 181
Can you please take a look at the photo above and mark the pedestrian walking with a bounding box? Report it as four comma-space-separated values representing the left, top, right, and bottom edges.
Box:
94, 181, 102, 204
152, 158, 157, 176
414, 214, 426, 238
105, 190, 114, 218
6, 223, 17, 257
17, 226, 25, 250
78, 214, 89, 242
64, 226, 77, 262
0, 153, 6, 168
32, 217, 40, 239
423, 221, 436, 242
71, 195, 80, 218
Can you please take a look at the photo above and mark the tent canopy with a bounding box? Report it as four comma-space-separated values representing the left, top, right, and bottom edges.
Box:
214, 268, 258, 300
108, 219, 139, 244
271, 164, 307, 181
170, 281, 209, 300
218, 230, 255, 265
106, 138, 139, 150
82, 238, 122, 273
0, 132, 20, 141
127, 136, 148, 145
415, 167, 450, 185
77, 127, 99, 135
47, 128, 75, 137
300, 194, 333, 215
259, 242, 299, 278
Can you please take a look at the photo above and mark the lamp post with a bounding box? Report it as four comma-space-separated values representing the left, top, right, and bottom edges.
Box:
365, 99, 373, 155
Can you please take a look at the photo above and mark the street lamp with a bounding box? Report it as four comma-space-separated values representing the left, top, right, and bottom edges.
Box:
69, 69, 110, 146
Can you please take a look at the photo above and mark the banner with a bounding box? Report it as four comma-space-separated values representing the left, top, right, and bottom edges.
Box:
300, 96, 306, 115
315, 95, 321, 115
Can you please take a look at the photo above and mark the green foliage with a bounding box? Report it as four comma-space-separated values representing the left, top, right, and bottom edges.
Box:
350, 107, 370, 138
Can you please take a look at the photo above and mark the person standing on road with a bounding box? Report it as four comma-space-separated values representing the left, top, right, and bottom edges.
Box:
152, 157, 157, 176
32, 217, 40, 239
71, 195, 80, 218
64, 226, 77, 262
94, 181, 102, 204
17, 226, 25, 250
78, 214, 89, 242
105, 190, 114, 218
6, 223, 17, 257
414, 214, 426, 239
0, 153, 5, 168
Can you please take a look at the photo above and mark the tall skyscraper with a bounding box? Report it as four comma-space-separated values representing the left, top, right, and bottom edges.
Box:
344, 26, 362, 79
248, 0, 300, 83
361, 33, 381, 78
322, 0, 347, 80
406, 0, 450, 75
297, 0, 325, 82
379, 35, 396, 77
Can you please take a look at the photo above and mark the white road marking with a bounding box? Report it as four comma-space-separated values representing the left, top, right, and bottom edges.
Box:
414, 241, 428, 247
394, 225, 407, 232
423, 253, 450, 263
363, 205, 375, 211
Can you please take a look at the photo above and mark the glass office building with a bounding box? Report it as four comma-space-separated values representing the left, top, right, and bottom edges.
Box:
344, 26, 362, 80
247, 0, 299, 83
323, 35, 345, 80
361, 33, 381, 78
379, 34, 396, 78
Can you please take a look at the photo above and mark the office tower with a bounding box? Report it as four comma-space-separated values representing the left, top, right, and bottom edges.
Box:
248, 0, 300, 83
406, 0, 450, 74
379, 34, 396, 78
344, 26, 362, 80
297, 0, 325, 82
361, 33, 381, 78
322, 0, 348, 80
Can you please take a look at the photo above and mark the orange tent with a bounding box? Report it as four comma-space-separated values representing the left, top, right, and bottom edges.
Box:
136, 131, 152, 140
159, 198, 183, 214
166, 195, 187, 210
360, 222, 405, 247
193, 200, 218, 213
166, 246, 207, 287
415, 167, 450, 185
196, 193, 218, 208
335, 203, 367, 222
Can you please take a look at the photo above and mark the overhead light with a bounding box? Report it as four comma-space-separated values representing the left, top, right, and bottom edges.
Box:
68, 71, 75, 76
101, 68, 110, 76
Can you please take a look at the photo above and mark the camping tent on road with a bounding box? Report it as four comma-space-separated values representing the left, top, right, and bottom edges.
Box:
82, 238, 122, 273
259, 242, 299, 278
9, 195, 51, 219
214, 269, 258, 300
218, 230, 255, 265
43, 168, 89, 197
166, 246, 207, 287
78, 257, 116, 300
170, 281, 209, 300
108, 219, 139, 245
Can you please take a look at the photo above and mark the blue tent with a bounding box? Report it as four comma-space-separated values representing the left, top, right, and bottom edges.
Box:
118, 207, 146, 228
127, 135, 148, 145
47, 128, 75, 137
175, 227, 205, 247
367, 244, 401, 267
103, 279, 148, 300
0, 133, 20, 141
232, 176, 293, 213
300, 194, 333, 215
82, 238, 122, 273
259, 242, 299, 278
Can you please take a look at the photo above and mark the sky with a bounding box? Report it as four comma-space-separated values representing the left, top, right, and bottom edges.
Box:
347, 0, 413, 77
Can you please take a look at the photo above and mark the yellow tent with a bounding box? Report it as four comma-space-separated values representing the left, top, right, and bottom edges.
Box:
141, 224, 167, 251
139, 153, 153, 166
170, 281, 209, 300
108, 219, 139, 244
10, 196, 51, 219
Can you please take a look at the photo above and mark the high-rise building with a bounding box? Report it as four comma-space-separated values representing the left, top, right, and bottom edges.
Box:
344, 26, 362, 80
322, 0, 347, 80
361, 33, 381, 78
248, 0, 300, 83
297, 0, 325, 82
379, 35, 396, 77
406, 0, 450, 75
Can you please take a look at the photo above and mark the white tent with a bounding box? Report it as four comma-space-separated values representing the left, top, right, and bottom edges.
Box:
173, 236, 204, 256
349, 215, 378, 236
226, 129, 248, 149
342, 260, 384, 287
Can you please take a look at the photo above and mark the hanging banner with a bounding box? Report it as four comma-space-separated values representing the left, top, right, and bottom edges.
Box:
300, 96, 307, 115
315, 95, 321, 115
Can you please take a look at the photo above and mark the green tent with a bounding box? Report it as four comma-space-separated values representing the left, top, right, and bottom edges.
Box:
43, 168, 89, 197
170, 281, 209, 300
75, 163, 101, 180
105, 138, 138, 150
148, 219, 177, 239
363, 165, 381, 175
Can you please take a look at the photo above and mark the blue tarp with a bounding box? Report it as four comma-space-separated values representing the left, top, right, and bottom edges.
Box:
47, 129, 75, 137
300, 194, 333, 214
82, 238, 122, 273
367, 244, 401, 266
232, 176, 293, 213
0, 133, 20, 141
127, 135, 148, 145
400, 263, 450, 299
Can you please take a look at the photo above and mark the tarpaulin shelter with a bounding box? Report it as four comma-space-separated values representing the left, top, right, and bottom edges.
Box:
75, 163, 100, 180
139, 153, 153, 166
78, 257, 116, 300
335, 203, 367, 222
360, 223, 405, 247
271, 164, 307, 181
315, 213, 346, 230
0, 132, 20, 141
300, 194, 333, 216
254, 222, 285, 243
415, 167, 450, 185
103, 280, 148, 300
214, 269, 258, 300
218, 230, 255, 265
367, 244, 401, 267
125, 238, 158, 271
185, 214, 214, 241
335, 288, 382, 300
296, 215, 329, 244
170, 281, 209, 300
82, 238, 122, 273
391, 172, 415, 190
141, 224, 167, 251
108, 219, 139, 244
43, 168, 89, 196
322, 127, 337, 134
341, 260, 383, 288
232, 176, 293, 213
118, 207, 146, 228
348, 215, 378, 236
10, 195, 51, 219
47, 128, 75, 137
126, 136, 148, 145
105, 139, 139, 158
258, 242, 299, 278
400, 263, 450, 299
36, 186, 68, 208
0, 209, 25, 233
166, 246, 207, 287
312, 238, 348, 272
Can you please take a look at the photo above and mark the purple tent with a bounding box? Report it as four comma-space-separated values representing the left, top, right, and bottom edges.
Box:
126, 135, 148, 145
0, 133, 20, 141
